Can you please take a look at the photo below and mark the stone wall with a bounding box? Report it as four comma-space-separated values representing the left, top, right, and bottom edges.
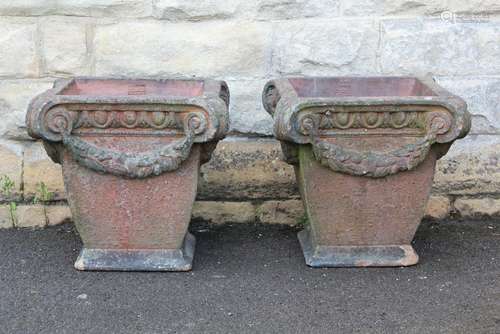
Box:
0, 0, 499, 228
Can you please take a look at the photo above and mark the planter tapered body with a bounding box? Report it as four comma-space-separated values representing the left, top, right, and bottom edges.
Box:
263, 77, 470, 267
27, 78, 229, 271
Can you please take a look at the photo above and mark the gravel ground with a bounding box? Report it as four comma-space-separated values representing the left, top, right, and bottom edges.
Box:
0, 219, 499, 334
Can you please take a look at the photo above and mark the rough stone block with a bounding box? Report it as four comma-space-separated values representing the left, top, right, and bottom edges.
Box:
199, 138, 297, 200
434, 135, 500, 196
23, 141, 65, 200
152, 0, 241, 21
433, 135, 500, 195
436, 77, 500, 135
252, 0, 340, 20
0, 0, 152, 17
56, 0, 152, 17
272, 19, 379, 76
381, 19, 500, 76
20, 137, 297, 204
343, 0, 500, 16
0, 79, 53, 139
45, 205, 72, 226
0, 0, 53, 16
94, 20, 272, 78
454, 198, 500, 217
424, 196, 451, 219
152, 0, 340, 21
0, 19, 38, 77
14, 134, 500, 209
445, 0, 500, 14
257, 200, 304, 225
343, 0, 444, 16
15, 205, 46, 228
0, 140, 23, 197
192, 201, 256, 224
226, 79, 273, 136
40, 18, 90, 75
0, 205, 15, 229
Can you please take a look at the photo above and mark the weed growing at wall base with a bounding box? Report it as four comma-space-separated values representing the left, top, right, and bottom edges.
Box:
33, 182, 54, 204
0, 175, 17, 225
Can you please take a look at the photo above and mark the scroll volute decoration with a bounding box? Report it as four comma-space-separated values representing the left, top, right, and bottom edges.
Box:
262, 83, 281, 116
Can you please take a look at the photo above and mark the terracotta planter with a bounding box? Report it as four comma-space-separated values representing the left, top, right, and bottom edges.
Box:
27, 78, 229, 271
263, 77, 470, 267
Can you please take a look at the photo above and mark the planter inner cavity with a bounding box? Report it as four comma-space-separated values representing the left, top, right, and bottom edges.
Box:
287, 77, 437, 97
59, 78, 205, 97
263, 76, 470, 267
27, 77, 229, 271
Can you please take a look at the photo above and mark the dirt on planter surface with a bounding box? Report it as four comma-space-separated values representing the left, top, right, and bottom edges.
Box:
0, 219, 499, 334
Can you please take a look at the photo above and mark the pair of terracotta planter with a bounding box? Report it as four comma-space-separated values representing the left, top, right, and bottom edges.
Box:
27, 76, 469, 271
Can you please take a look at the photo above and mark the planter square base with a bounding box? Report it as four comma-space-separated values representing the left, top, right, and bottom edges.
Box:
298, 229, 418, 267
74, 233, 196, 271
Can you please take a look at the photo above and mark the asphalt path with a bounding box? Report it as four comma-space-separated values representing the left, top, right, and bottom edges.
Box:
0, 219, 499, 333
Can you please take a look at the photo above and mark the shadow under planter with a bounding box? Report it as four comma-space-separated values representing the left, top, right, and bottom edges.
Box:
263, 76, 470, 267
27, 77, 229, 271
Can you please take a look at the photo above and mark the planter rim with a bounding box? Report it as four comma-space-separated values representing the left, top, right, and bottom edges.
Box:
27, 77, 229, 144
263, 75, 470, 145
